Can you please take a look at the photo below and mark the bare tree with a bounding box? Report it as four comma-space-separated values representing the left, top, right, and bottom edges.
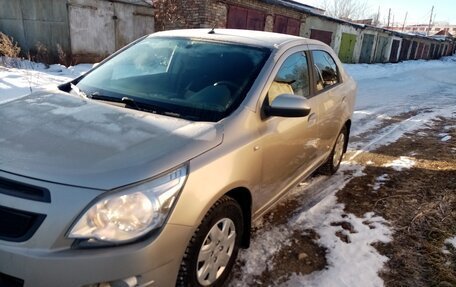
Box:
321, 0, 370, 20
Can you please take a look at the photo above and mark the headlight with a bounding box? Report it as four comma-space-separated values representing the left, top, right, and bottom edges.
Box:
68, 165, 187, 244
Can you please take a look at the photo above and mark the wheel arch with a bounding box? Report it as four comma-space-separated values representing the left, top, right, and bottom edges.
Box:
225, 187, 252, 249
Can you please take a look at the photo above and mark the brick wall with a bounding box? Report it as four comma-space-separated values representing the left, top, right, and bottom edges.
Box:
154, 0, 207, 31
155, 0, 308, 33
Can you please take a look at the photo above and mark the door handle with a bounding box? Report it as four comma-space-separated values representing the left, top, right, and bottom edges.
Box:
308, 113, 317, 126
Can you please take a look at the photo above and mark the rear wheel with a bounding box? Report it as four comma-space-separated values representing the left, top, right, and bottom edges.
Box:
177, 196, 243, 287
318, 126, 347, 175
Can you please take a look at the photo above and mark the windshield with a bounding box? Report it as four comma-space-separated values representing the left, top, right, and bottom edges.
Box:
76, 37, 270, 121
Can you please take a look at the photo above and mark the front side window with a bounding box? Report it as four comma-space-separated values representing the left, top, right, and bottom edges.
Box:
312, 50, 339, 92
76, 37, 270, 122
268, 51, 310, 103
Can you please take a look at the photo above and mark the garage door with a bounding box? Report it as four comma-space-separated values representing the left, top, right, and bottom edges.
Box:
226, 5, 265, 31
310, 29, 333, 46
338, 33, 357, 63
68, 0, 154, 63
359, 34, 375, 63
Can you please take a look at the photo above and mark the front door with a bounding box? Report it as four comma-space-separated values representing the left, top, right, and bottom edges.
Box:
255, 50, 321, 213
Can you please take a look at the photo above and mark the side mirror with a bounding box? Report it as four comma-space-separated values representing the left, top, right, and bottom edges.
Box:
265, 94, 311, 118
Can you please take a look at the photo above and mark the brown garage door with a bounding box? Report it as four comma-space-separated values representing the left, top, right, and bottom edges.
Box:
310, 29, 333, 46
227, 5, 265, 31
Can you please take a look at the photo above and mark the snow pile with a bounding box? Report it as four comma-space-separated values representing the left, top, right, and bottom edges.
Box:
383, 156, 416, 171
0, 61, 91, 104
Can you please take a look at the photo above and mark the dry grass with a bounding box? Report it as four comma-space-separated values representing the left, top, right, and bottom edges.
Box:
33, 42, 49, 67
0, 32, 21, 67
338, 117, 456, 287
56, 43, 69, 66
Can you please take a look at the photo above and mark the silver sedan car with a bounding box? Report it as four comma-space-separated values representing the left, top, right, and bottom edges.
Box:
0, 29, 356, 287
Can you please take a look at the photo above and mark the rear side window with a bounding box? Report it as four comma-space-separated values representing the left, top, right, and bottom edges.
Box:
312, 50, 339, 92
268, 51, 310, 103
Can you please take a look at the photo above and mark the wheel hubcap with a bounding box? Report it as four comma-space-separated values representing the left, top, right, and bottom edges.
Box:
333, 132, 345, 168
196, 218, 236, 286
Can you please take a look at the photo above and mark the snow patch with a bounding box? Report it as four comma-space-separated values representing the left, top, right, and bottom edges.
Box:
438, 133, 452, 142
372, 174, 389, 192
383, 157, 416, 171
442, 237, 456, 255
285, 198, 392, 287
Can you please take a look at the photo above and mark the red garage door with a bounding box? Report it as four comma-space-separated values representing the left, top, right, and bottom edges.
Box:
273, 15, 300, 36
227, 5, 265, 31
310, 29, 333, 46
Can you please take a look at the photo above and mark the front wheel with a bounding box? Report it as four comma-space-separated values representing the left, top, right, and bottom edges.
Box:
177, 196, 243, 287
318, 126, 347, 175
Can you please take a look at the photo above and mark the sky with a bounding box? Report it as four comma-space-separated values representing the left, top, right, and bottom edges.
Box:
297, 0, 456, 25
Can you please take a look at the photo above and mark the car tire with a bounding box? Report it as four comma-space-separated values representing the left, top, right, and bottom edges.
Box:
176, 196, 243, 287
318, 126, 347, 175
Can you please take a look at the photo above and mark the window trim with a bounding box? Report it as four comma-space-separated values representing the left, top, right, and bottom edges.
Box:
266, 50, 311, 102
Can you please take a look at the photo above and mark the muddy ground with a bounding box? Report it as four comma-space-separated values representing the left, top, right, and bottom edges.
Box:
230, 116, 456, 286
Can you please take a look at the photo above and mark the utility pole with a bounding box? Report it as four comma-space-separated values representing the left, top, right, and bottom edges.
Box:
427, 5, 434, 36
387, 8, 391, 28
402, 12, 408, 31
376, 6, 380, 26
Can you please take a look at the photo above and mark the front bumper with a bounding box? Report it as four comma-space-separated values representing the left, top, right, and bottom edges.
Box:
0, 223, 192, 287
0, 172, 193, 287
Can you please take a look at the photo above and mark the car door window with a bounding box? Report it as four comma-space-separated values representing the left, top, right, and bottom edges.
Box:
312, 50, 339, 92
268, 51, 310, 103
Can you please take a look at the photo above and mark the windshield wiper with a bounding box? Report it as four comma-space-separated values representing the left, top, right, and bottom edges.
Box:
121, 96, 141, 110
89, 92, 122, 103
79, 91, 188, 119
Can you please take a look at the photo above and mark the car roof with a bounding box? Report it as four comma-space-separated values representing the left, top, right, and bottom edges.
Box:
149, 28, 324, 50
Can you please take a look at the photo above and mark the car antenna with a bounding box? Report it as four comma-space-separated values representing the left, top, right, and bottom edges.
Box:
208, 24, 216, 34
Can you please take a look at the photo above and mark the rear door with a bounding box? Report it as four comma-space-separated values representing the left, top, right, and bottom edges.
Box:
309, 48, 346, 156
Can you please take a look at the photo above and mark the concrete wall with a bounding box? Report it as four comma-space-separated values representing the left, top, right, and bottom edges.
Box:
68, 0, 154, 63
0, 0, 154, 64
0, 0, 71, 63
301, 15, 338, 48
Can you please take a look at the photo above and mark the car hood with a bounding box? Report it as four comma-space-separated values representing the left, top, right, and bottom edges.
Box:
0, 90, 223, 190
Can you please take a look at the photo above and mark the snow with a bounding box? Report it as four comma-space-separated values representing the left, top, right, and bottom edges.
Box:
1, 55, 456, 287
372, 174, 389, 191
442, 237, 456, 254
383, 156, 416, 171
0, 59, 92, 104
439, 133, 452, 142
